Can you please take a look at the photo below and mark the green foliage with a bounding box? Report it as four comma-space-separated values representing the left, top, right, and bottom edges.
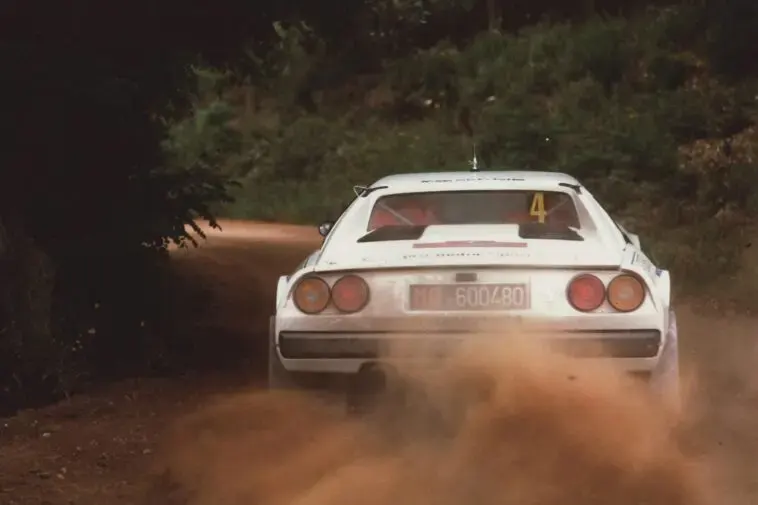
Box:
4, 0, 758, 412
223, 118, 470, 222
182, 6, 758, 294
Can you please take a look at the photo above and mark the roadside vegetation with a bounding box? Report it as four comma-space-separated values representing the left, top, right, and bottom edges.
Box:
177, 4, 758, 293
3, 0, 757, 410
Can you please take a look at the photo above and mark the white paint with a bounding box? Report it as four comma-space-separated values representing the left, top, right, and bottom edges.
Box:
271, 170, 674, 379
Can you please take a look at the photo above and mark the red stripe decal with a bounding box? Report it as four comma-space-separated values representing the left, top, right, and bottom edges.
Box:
413, 241, 528, 249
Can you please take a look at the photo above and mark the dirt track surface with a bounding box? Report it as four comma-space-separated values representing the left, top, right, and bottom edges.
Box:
177, 219, 322, 246
1, 221, 757, 505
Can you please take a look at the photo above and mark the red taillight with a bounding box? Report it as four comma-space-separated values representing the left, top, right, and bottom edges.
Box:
331, 275, 370, 313
567, 274, 605, 312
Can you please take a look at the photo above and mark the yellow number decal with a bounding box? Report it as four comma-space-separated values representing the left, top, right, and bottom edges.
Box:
530, 192, 546, 223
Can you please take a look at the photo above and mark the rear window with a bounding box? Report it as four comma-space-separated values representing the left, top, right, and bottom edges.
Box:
368, 190, 580, 230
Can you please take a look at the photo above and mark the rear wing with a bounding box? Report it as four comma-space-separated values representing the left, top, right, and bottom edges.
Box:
357, 223, 584, 243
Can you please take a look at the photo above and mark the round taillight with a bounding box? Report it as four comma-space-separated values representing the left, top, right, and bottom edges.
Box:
607, 274, 645, 312
567, 274, 605, 312
292, 277, 330, 314
331, 275, 370, 313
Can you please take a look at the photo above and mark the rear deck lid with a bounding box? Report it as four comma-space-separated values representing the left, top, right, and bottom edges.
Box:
315, 224, 622, 271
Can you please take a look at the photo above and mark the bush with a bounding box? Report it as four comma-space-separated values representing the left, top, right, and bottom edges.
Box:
177, 6, 758, 296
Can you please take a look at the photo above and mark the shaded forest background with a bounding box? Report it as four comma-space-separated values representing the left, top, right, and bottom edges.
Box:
1, 0, 757, 411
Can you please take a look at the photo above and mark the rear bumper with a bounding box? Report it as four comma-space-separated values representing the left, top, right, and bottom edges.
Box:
275, 328, 663, 374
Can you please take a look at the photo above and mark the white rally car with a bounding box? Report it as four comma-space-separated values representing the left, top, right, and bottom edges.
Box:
268, 170, 680, 407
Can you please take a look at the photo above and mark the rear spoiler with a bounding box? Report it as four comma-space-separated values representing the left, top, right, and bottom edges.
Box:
357, 223, 584, 243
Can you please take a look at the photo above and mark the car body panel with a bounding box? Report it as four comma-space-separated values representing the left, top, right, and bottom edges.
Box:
270, 171, 675, 384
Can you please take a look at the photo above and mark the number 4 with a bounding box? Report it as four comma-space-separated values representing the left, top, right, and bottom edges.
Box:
530, 192, 546, 223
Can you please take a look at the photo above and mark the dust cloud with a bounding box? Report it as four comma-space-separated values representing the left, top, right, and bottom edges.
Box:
156, 223, 756, 505
156, 335, 726, 505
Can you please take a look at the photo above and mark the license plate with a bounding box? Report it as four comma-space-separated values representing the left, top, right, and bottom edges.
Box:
408, 283, 529, 311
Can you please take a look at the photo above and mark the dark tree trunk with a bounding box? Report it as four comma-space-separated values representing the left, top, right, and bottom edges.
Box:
486, 0, 502, 32
0, 213, 57, 413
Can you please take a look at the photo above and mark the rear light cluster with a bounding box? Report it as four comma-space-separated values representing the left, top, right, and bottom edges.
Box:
292, 275, 370, 315
566, 273, 646, 313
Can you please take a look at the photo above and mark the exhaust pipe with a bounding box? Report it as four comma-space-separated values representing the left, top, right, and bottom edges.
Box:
346, 362, 400, 413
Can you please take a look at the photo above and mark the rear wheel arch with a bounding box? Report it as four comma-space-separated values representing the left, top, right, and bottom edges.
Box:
654, 268, 672, 310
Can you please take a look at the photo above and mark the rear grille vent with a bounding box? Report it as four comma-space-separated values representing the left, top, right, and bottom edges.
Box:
279, 330, 661, 360
455, 272, 478, 282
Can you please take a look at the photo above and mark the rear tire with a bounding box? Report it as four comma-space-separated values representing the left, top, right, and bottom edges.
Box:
346, 363, 391, 415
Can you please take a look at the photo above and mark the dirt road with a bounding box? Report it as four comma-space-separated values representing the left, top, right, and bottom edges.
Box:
1, 221, 756, 505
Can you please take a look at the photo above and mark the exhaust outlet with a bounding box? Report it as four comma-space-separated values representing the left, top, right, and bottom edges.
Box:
346, 362, 400, 413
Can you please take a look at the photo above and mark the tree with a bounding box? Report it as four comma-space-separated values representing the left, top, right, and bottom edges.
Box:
0, 0, 253, 409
